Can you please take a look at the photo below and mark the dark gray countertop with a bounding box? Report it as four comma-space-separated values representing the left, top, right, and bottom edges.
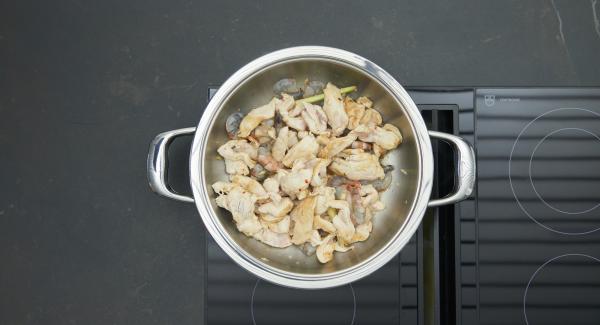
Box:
1, 0, 599, 324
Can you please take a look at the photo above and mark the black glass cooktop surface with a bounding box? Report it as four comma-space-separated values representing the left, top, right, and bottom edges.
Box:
475, 88, 600, 325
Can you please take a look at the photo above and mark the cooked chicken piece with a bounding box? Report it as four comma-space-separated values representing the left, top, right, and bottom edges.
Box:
372, 200, 385, 211
314, 214, 337, 234
353, 124, 402, 150
268, 215, 290, 234
238, 98, 277, 138
318, 133, 358, 159
330, 200, 355, 243
276, 93, 306, 131
313, 186, 336, 214
360, 184, 379, 207
310, 230, 324, 246
253, 122, 276, 143
211, 181, 236, 195
297, 130, 309, 139
323, 83, 349, 136
217, 186, 263, 236
344, 97, 366, 130
231, 175, 269, 200
287, 130, 299, 147
316, 134, 331, 146
329, 151, 385, 181
360, 108, 382, 127
351, 141, 371, 150
306, 158, 330, 187
223, 160, 249, 175
356, 96, 373, 108
316, 234, 335, 263
335, 242, 354, 252
282, 134, 319, 168
254, 229, 292, 248
290, 196, 317, 245
372, 143, 385, 158
217, 140, 257, 175
290, 101, 305, 117
300, 102, 328, 134
352, 221, 373, 242
271, 126, 289, 162
258, 197, 293, 223
278, 162, 313, 200
262, 176, 280, 195
337, 148, 365, 157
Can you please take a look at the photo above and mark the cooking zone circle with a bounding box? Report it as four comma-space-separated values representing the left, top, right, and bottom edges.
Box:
529, 128, 600, 215
251, 279, 356, 325
523, 254, 600, 325
509, 108, 600, 235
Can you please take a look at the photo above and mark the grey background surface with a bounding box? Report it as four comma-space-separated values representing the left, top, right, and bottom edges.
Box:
1, 0, 599, 324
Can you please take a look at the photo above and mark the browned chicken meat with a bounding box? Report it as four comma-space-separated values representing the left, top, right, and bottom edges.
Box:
212, 79, 402, 263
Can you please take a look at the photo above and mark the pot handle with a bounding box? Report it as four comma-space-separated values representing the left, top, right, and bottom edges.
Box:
147, 127, 196, 203
427, 131, 476, 207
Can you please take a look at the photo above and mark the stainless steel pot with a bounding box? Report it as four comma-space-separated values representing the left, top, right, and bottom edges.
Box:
147, 46, 475, 289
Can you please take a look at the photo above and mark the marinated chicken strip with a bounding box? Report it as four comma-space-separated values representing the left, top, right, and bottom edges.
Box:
253, 229, 292, 248
278, 162, 313, 200
271, 126, 289, 162
316, 234, 335, 263
290, 196, 317, 245
276, 93, 306, 131
300, 102, 328, 134
231, 175, 269, 200
217, 186, 262, 236
258, 197, 293, 223
282, 134, 319, 168
318, 133, 358, 159
344, 97, 366, 130
217, 140, 257, 175
330, 200, 355, 243
360, 184, 380, 207
238, 98, 277, 138
268, 215, 290, 234
353, 124, 402, 150
329, 151, 385, 181
360, 108, 382, 127
323, 83, 349, 136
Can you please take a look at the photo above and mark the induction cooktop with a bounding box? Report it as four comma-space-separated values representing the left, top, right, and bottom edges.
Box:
196, 87, 600, 325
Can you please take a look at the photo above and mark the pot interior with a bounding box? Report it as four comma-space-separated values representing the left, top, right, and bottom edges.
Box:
202, 58, 421, 276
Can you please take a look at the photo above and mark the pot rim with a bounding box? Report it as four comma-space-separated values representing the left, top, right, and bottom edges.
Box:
189, 46, 434, 289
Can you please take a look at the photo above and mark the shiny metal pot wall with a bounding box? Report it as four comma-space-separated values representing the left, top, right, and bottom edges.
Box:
147, 46, 475, 289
